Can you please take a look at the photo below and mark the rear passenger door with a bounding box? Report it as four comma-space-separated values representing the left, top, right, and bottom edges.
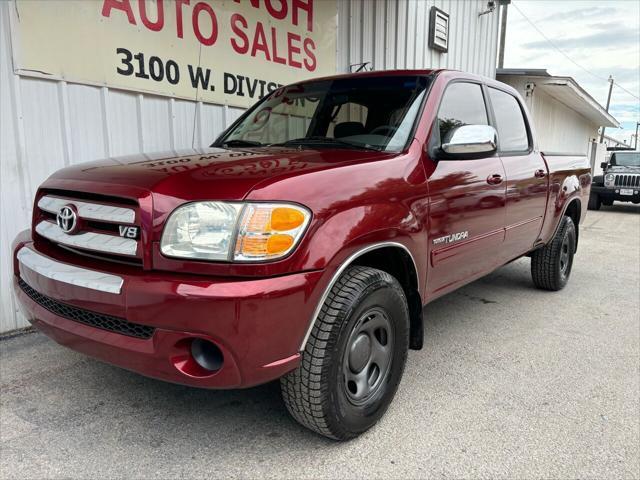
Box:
487, 87, 548, 260
426, 81, 507, 297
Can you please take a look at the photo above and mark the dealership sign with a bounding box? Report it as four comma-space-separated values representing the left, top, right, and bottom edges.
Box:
9, 0, 337, 108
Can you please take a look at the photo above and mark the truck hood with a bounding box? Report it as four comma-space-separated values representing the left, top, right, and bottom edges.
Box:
46, 147, 394, 202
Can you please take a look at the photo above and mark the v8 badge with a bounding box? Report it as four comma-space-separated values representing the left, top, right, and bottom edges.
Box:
119, 225, 140, 239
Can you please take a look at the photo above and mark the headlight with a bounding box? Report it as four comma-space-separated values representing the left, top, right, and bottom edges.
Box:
160, 202, 311, 262
605, 174, 615, 186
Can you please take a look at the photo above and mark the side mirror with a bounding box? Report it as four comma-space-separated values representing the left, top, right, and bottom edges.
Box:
441, 125, 497, 159
600, 162, 608, 169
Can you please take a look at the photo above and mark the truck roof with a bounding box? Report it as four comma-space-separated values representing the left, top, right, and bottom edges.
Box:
289, 69, 520, 97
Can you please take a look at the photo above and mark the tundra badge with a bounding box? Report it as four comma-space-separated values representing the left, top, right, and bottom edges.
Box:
432, 231, 469, 245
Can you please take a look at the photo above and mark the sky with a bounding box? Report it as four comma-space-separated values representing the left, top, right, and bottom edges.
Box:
503, 0, 640, 147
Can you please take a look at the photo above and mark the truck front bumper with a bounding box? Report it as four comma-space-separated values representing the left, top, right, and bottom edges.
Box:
12, 232, 325, 389
591, 185, 640, 203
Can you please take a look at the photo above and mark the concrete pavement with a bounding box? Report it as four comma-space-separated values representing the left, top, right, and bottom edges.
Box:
1, 204, 639, 479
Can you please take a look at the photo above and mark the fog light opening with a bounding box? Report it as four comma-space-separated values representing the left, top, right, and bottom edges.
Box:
190, 338, 224, 372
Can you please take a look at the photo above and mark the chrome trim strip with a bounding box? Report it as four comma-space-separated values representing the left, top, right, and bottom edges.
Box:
298, 241, 420, 351
17, 247, 123, 294
38, 195, 135, 224
36, 221, 137, 257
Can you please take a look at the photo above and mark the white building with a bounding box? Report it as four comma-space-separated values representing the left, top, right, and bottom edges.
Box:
496, 68, 619, 172
601, 133, 633, 150
1, 0, 501, 333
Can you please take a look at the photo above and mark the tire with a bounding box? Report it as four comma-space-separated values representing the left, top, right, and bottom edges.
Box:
281, 266, 410, 440
531, 216, 576, 291
588, 193, 601, 210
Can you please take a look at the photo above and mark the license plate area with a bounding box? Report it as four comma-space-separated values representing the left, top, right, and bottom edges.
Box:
620, 188, 634, 196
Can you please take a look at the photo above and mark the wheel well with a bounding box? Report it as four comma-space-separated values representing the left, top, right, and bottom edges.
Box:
564, 199, 580, 252
353, 247, 423, 350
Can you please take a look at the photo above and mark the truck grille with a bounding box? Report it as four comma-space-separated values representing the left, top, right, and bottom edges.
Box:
34, 191, 142, 266
18, 279, 155, 339
614, 174, 640, 188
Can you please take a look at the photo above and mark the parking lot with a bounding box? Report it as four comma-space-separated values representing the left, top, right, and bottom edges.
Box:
1, 204, 638, 479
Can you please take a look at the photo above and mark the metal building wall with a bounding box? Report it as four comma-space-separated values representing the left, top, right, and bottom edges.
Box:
337, 0, 500, 77
0, 0, 500, 333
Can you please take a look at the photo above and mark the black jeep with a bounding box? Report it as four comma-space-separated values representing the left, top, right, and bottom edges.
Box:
589, 151, 640, 210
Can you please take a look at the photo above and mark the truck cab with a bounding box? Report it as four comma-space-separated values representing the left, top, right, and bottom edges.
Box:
589, 150, 640, 209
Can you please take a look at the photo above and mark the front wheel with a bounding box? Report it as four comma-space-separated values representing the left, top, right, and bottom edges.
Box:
531, 215, 576, 291
280, 266, 409, 440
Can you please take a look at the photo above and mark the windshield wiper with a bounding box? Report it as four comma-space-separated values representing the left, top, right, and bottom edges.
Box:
268, 136, 381, 152
218, 139, 264, 148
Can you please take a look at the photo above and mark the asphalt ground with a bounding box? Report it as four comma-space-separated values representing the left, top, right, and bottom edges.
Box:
1, 203, 639, 479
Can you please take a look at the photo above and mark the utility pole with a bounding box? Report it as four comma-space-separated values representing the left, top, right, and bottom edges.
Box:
599, 75, 614, 143
635, 122, 639, 150
498, 2, 509, 69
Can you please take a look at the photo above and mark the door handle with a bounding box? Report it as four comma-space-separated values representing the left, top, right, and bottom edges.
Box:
486, 174, 503, 185
534, 169, 547, 178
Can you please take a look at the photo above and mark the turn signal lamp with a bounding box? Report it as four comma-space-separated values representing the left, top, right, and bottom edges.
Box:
234, 204, 309, 260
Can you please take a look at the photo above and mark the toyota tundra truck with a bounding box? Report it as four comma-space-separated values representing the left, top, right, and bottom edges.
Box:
12, 70, 591, 440
589, 150, 640, 209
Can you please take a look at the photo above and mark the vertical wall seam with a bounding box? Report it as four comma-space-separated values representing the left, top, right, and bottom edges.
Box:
136, 94, 145, 151
8, 65, 29, 215
358, 0, 364, 66
168, 98, 177, 152
199, 101, 206, 147
57, 81, 73, 166
100, 87, 111, 157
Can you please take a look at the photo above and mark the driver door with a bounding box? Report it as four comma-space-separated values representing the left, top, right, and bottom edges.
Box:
426, 81, 507, 297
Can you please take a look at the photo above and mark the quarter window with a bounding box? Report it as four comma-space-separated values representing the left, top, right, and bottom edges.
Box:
488, 88, 529, 152
437, 82, 488, 143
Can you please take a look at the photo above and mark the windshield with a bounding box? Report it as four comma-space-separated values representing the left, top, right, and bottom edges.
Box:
216, 75, 431, 152
611, 152, 640, 167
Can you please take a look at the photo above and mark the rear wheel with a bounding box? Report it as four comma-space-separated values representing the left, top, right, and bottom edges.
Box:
588, 193, 601, 210
280, 266, 409, 440
531, 216, 576, 291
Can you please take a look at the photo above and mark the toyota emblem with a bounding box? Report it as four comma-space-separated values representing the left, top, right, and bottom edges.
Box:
56, 205, 78, 234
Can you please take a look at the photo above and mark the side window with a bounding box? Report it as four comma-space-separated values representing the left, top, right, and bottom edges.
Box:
488, 88, 529, 152
437, 82, 488, 143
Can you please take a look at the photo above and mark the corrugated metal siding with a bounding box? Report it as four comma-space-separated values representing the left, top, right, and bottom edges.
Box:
0, 0, 499, 333
337, 0, 499, 76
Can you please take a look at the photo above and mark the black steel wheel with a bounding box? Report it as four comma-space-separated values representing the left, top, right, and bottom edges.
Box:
281, 266, 410, 440
342, 307, 394, 406
531, 215, 576, 291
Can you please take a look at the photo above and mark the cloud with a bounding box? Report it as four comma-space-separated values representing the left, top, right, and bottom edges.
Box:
530, 6, 614, 25
523, 28, 639, 50
506, 0, 639, 138
588, 67, 640, 86
588, 21, 625, 31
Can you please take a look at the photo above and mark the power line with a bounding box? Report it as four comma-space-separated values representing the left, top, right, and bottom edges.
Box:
511, 2, 640, 102
612, 80, 640, 102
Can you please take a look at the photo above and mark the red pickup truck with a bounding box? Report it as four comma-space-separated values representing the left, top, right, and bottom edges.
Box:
12, 70, 591, 440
